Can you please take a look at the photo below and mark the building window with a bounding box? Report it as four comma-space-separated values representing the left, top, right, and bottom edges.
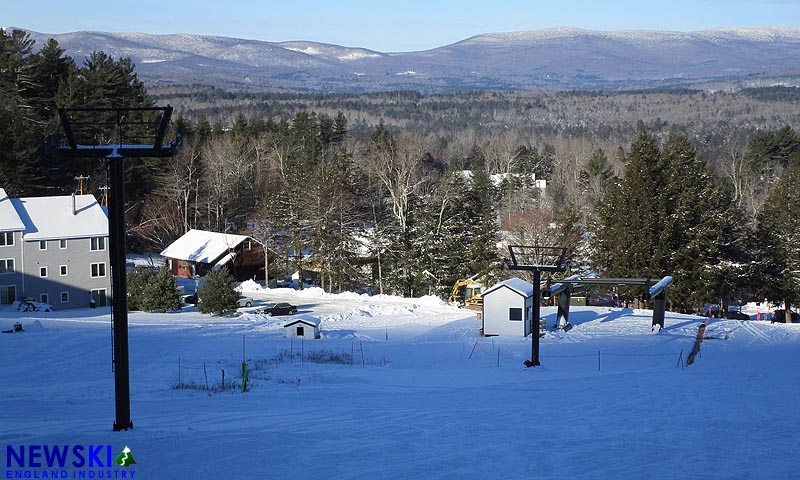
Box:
509, 307, 523, 321
90, 237, 106, 251
39, 240, 47, 250
59, 239, 67, 249
0, 259, 15, 274
60, 265, 68, 276
297, 326, 305, 337
91, 262, 106, 277
91, 289, 107, 307
0, 232, 13, 247
40, 293, 49, 304
1, 285, 16, 304
61, 292, 69, 303
40, 266, 48, 277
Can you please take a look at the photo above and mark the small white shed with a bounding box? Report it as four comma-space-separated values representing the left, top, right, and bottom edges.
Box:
481, 278, 534, 337
282, 315, 321, 339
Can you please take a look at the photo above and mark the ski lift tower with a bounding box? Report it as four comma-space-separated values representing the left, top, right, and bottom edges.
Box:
58, 106, 181, 431
506, 245, 569, 367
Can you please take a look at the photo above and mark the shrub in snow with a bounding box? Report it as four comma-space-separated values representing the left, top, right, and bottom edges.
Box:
127, 266, 155, 311
127, 266, 182, 312
141, 267, 183, 312
15, 300, 53, 312
197, 269, 239, 315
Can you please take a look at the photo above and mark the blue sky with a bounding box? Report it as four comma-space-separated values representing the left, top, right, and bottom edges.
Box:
6, 0, 800, 52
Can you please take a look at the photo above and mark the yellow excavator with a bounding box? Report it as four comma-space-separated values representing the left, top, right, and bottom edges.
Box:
449, 278, 485, 310
449, 263, 504, 310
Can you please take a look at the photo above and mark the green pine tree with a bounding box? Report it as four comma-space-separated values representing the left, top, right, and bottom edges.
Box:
593, 131, 666, 279
660, 134, 744, 308
141, 267, 183, 312
332, 111, 348, 144
594, 132, 747, 309
126, 266, 156, 311
462, 148, 500, 277
197, 269, 239, 315
755, 163, 800, 321
0, 29, 52, 195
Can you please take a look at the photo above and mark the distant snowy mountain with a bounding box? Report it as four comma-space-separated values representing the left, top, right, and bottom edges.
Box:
276, 41, 383, 62
18, 26, 800, 92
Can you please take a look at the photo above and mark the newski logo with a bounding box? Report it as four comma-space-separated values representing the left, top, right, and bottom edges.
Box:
112, 447, 136, 467
6, 444, 136, 478
7, 445, 113, 468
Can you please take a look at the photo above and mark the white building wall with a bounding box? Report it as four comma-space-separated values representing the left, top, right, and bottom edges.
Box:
285, 323, 320, 339
482, 287, 532, 336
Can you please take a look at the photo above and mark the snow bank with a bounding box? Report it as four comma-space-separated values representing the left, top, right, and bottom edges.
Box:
238, 281, 450, 308
238, 281, 369, 300
128, 253, 165, 268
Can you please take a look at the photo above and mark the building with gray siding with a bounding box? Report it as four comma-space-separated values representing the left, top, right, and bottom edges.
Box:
0, 188, 111, 310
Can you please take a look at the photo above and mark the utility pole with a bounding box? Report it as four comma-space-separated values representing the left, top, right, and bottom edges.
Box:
74, 175, 90, 194
99, 185, 109, 207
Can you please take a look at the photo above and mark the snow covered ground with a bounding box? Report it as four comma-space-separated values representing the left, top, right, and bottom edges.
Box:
2, 286, 799, 479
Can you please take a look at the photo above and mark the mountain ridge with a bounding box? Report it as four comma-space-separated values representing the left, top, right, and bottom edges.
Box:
14, 26, 800, 92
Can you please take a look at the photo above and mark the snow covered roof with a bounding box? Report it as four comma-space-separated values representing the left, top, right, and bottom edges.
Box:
282, 315, 321, 328
0, 188, 25, 232
161, 229, 252, 264
483, 277, 534, 297
214, 253, 234, 267
2, 190, 108, 240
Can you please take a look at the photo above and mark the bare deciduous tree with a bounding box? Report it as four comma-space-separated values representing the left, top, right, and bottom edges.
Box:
201, 134, 257, 231
368, 134, 429, 234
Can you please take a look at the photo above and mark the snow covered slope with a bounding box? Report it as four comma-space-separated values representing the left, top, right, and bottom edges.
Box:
1, 288, 798, 479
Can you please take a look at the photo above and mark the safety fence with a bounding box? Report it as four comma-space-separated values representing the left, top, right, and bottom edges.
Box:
173, 338, 388, 392
466, 340, 686, 371
174, 357, 242, 392
247, 338, 388, 368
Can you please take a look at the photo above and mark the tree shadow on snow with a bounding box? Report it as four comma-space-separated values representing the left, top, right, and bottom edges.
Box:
295, 303, 319, 313
661, 318, 703, 332
541, 307, 642, 328
320, 329, 380, 341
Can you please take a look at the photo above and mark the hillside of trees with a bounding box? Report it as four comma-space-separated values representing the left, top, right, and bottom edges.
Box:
0, 29, 157, 198
2, 28, 799, 317
150, 84, 800, 154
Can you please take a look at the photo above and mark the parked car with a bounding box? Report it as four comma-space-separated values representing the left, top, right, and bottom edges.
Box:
184, 294, 252, 308
771, 309, 800, 323
257, 302, 297, 316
